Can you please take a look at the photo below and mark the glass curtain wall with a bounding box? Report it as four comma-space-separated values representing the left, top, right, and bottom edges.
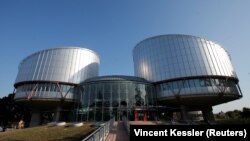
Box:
78, 80, 155, 122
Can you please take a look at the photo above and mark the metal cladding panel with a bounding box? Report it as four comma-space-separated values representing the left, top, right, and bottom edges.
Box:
15, 47, 100, 84
133, 34, 238, 82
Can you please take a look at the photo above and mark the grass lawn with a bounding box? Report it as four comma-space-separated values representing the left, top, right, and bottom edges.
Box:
0, 123, 96, 141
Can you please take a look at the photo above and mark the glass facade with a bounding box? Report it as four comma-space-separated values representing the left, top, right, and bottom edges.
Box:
12, 35, 242, 124
14, 82, 77, 100
14, 47, 99, 103
77, 76, 156, 122
156, 77, 239, 97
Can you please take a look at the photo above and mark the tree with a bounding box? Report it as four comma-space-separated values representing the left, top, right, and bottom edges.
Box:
135, 87, 144, 106
0, 93, 31, 128
225, 110, 241, 119
242, 107, 250, 119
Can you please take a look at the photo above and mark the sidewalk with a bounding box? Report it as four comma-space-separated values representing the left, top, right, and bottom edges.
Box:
106, 121, 129, 141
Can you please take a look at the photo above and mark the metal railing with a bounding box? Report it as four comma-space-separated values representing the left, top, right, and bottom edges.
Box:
122, 116, 130, 135
82, 118, 114, 141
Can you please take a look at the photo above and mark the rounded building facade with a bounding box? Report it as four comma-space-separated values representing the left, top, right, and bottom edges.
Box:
79, 75, 156, 122
133, 34, 242, 109
14, 47, 100, 109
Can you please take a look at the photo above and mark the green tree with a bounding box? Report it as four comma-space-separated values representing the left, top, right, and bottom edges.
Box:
225, 110, 241, 119
0, 93, 31, 128
242, 107, 250, 119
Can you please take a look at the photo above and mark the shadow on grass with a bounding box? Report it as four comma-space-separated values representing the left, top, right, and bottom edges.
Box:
52, 128, 96, 141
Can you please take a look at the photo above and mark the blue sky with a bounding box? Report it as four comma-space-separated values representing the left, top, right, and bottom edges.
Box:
0, 0, 249, 113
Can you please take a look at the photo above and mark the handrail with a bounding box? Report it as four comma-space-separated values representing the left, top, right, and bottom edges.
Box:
82, 118, 114, 141
122, 116, 130, 135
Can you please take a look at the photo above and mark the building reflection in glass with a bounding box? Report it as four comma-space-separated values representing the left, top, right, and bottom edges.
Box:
77, 75, 156, 121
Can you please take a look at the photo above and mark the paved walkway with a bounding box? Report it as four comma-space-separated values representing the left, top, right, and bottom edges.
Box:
106, 121, 129, 141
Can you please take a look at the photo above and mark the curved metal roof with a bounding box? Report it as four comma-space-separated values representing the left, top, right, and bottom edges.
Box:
83, 75, 150, 83
133, 34, 227, 53
20, 47, 99, 65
